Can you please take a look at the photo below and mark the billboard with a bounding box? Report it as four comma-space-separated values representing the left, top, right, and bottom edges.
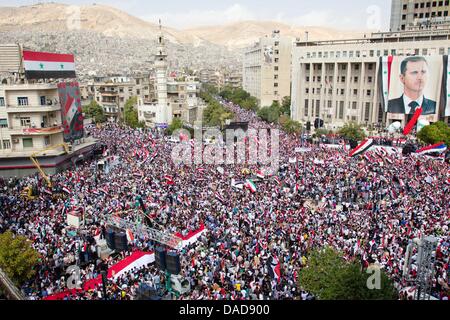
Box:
57, 82, 84, 142
263, 46, 273, 64
380, 55, 443, 116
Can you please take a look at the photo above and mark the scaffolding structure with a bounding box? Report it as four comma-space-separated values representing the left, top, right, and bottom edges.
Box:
106, 215, 182, 249
402, 235, 440, 300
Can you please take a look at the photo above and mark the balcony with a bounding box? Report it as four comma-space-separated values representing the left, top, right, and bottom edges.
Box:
8, 125, 63, 136
6, 105, 62, 113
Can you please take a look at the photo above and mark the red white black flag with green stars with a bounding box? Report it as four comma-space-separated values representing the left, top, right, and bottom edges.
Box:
23, 50, 76, 79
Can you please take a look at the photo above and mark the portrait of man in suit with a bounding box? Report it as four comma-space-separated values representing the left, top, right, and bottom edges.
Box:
387, 56, 436, 115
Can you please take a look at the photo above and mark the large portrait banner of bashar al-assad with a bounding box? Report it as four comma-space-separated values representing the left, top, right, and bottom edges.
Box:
379, 55, 443, 116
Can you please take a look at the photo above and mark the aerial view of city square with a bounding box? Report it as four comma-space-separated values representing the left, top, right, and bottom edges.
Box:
0, 0, 448, 314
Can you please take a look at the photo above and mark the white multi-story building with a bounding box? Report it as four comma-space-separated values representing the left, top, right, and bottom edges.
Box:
0, 79, 97, 177
291, 29, 450, 130
391, 0, 450, 32
243, 31, 292, 108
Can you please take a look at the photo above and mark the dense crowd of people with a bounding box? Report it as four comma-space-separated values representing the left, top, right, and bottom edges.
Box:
0, 98, 449, 300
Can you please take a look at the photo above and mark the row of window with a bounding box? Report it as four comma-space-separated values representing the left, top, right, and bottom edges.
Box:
306, 76, 373, 83
402, 10, 449, 20
305, 47, 450, 59
305, 87, 373, 95
303, 100, 372, 121
306, 64, 375, 71
404, 1, 450, 10
0, 137, 50, 150
0, 97, 58, 107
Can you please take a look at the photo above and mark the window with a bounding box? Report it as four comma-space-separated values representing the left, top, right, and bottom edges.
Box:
354, 77, 358, 83
369, 50, 374, 57
18, 97, 29, 106
22, 138, 33, 148
423, 49, 428, 55
44, 136, 50, 146
0, 119, 7, 128
274, 41, 279, 46
3, 140, 11, 149
341, 76, 346, 82
306, 88, 309, 94
367, 90, 372, 96
353, 89, 358, 95
274, 58, 279, 63
40, 96, 46, 106
274, 91, 278, 95
352, 102, 357, 109
339, 101, 344, 119
317, 76, 321, 82
354, 65, 359, 70
341, 89, 345, 95
274, 66, 279, 71
304, 100, 309, 117
368, 76, 373, 83
274, 75, 279, 79
328, 100, 332, 108
365, 102, 371, 122
0, 97, 4, 106
368, 64, 374, 70
315, 100, 320, 117
306, 76, 310, 82
20, 117, 31, 127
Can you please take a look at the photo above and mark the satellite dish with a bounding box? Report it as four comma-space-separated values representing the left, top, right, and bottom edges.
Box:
387, 121, 402, 133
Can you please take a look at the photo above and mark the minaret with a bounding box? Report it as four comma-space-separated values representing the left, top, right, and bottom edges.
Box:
155, 20, 172, 124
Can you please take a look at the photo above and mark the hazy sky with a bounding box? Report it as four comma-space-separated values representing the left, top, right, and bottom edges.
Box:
0, 0, 392, 30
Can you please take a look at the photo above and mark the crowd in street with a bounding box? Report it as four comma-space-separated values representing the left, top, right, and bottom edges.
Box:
0, 98, 448, 300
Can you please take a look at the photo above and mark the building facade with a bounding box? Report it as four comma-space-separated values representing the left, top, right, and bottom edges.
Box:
243, 31, 292, 108
291, 29, 450, 130
0, 80, 97, 177
391, 0, 450, 31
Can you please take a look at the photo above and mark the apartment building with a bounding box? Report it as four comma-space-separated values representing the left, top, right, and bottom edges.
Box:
0, 80, 97, 177
291, 29, 450, 130
243, 31, 292, 108
391, 0, 450, 31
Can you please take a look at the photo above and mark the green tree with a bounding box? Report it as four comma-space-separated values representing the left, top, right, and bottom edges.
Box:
417, 121, 450, 146
124, 97, 143, 129
167, 118, 184, 136
83, 100, 106, 123
0, 231, 40, 286
298, 247, 397, 300
338, 122, 367, 141
257, 101, 281, 124
282, 119, 302, 134
281, 96, 291, 116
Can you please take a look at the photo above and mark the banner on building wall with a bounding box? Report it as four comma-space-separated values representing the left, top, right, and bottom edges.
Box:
379, 55, 445, 117
264, 46, 273, 64
57, 82, 84, 142
444, 55, 450, 117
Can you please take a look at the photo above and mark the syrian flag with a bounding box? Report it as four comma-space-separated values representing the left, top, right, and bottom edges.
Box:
23, 50, 76, 79
273, 176, 282, 186
349, 139, 374, 157
43, 188, 53, 196
62, 186, 71, 194
231, 179, 245, 190
267, 255, 281, 284
245, 179, 257, 193
165, 175, 174, 185
126, 229, 135, 242
416, 143, 447, 155
99, 187, 109, 194
215, 192, 225, 204
196, 167, 205, 174
380, 56, 393, 112
256, 169, 265, 179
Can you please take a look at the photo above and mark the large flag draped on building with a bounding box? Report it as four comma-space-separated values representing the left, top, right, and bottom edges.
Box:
58, 82, 84, 142
379, 56, 394, 112
23, 50, 76, 79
